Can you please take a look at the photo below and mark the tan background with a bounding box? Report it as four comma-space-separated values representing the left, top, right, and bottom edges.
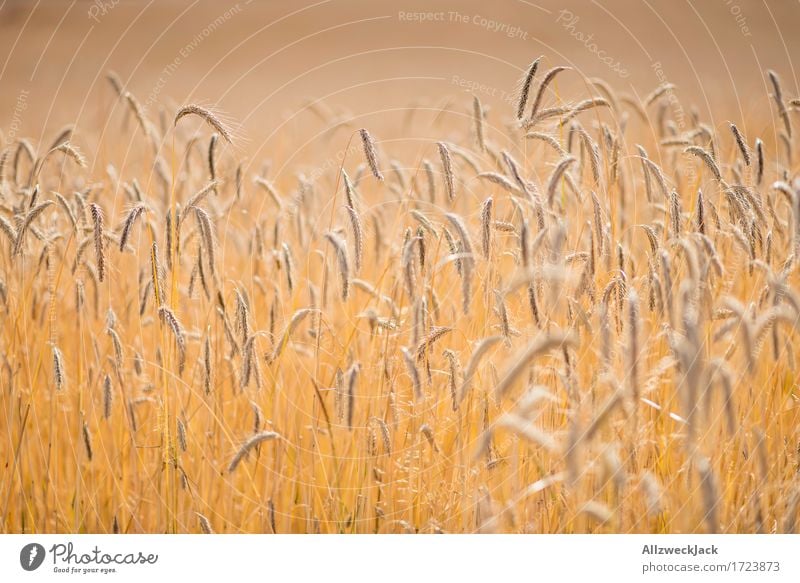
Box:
1, 0, 799, 147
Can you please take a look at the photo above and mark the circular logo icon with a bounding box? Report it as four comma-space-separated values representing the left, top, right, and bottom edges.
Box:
19, 543, 46, 571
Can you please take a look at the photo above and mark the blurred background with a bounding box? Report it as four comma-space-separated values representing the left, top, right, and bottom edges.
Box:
0, 0, 798, 163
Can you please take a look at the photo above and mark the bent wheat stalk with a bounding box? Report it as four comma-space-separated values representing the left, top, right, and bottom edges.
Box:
495, 331, 578, 399
228, 431, 281, 473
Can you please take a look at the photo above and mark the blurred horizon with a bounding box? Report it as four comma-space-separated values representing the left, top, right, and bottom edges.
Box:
1, 0, 798, 149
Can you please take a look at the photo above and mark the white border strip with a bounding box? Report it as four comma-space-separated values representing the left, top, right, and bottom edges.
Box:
1, 534, 798, 582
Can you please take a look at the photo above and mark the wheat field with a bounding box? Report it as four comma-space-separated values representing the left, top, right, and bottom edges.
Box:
1, 1, 799, 535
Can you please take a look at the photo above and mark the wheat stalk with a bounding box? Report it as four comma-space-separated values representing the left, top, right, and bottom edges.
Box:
158, 306, 186, 374
175, 104, 233, 143
495, 331, 577, 399
359, 128, 383, 181
516, 56, 541, 120
228, 431, 281, 473
437, 142, 455, 201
